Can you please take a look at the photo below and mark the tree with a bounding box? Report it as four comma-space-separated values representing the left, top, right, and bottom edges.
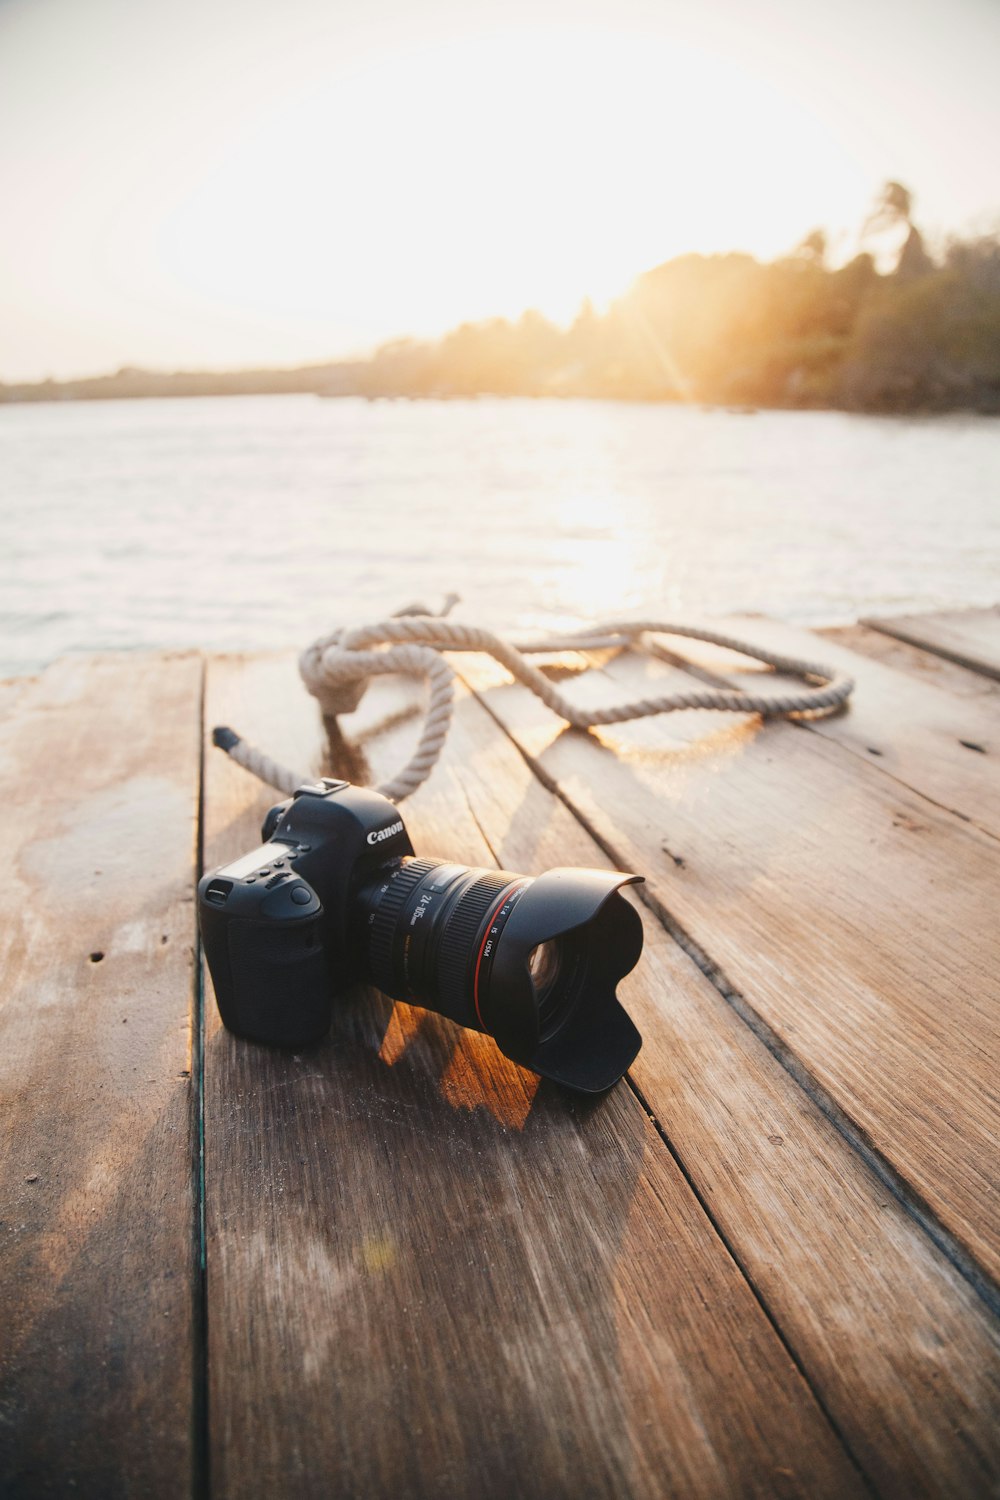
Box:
794, 229, 827, 266
862, 180, 933, 278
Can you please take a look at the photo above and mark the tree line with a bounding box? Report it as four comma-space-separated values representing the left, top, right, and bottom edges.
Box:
4, 183, 997, 414
353, 184, 1000, 414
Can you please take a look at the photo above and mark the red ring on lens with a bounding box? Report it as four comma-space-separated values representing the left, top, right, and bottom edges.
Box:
472, 880, 528, 1028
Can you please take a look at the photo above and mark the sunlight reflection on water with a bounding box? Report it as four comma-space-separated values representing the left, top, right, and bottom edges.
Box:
1, 394, 998, 676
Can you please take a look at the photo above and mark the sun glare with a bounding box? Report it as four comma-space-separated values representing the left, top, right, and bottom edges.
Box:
2, 0, 999, 378
9, 0, 960, 379
138, 26, 866, 360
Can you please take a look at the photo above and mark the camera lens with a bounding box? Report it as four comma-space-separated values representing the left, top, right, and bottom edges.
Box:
357, 858, 532, 1033
355, 857, 643, 1091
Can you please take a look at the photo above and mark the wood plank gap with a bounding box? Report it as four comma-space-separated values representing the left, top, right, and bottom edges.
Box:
820, 624, 1000, 702
445, 762, 869, 1471
624, 1073, 878, 1500
865, 614, 1000, 682
462, 671, 1000, 1324
344, 667, 1000, 1494
192, 655, 210, 1500
455, 773, 502, 866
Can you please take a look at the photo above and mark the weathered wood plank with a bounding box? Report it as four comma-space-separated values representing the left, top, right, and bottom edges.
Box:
822, 624, 1000, 702
866, 607, 1000, 681
645, 615, 1000, 838
458, 646, 1000, 1295
0, 653, 202, 1498
201, 655, 862, 1500
412, 670, 1000, 1498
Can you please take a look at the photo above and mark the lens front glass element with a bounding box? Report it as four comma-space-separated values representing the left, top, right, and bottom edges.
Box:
530, 935, 584, 1039
527, 940, 561, 1004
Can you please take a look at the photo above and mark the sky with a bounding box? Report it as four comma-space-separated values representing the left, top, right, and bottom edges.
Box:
1, 0, 999, 381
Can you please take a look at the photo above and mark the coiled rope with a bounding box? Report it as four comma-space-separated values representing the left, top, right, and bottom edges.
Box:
214, 601, 854, 802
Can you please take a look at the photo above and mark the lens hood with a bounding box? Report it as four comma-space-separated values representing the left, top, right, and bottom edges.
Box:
481, 869, 644, 1093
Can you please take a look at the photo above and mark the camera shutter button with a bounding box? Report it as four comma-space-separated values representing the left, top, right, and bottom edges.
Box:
260, 882, 319, 917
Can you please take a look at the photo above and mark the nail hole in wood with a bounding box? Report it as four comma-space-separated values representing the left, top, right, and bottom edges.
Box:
866, 746, 883, 757
89, 951, 104, 963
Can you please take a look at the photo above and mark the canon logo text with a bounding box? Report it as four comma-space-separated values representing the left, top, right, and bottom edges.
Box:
367, 821, 404, 845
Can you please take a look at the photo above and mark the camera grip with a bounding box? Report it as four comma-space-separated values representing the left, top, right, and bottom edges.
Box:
200, 877, 332, 1047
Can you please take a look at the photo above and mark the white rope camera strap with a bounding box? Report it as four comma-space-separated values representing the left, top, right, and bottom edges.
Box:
216, 602, 854, 803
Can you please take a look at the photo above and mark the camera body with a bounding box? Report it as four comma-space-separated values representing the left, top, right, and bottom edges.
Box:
199, 778, 414, 1048
199, 778, 644, 1092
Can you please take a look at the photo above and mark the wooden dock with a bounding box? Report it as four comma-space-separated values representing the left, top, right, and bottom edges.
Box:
2, 607, 999, 1498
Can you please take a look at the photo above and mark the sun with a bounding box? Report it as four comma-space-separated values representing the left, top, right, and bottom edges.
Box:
145, 24, 867, 358
0, 7, 876, 376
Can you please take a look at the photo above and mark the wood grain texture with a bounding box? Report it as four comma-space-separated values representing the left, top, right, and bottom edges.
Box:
821, 625, 1000, 703
0, 653, 202, 1498
865, 607, 1000, 681
414, 670, 1000, 1498
646, 614, 1000, 839
201, 655, 862, 1500
457, 644, 1000, 1295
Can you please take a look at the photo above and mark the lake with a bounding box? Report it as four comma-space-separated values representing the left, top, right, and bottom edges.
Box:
1, 394, 998, 678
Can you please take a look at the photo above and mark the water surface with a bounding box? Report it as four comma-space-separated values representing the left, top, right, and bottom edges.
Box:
1, 395, 997, 677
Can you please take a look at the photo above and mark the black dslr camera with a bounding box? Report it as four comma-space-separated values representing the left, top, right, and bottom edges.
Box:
198, 779, 643, 1092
